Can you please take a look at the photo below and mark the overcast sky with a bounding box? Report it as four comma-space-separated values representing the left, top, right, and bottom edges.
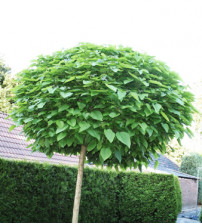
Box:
0, 0, 202, 85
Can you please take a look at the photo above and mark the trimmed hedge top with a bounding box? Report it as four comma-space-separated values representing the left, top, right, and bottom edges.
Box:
0, 158, 182, 223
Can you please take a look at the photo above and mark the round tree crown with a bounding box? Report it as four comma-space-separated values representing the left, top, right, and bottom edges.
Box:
11, 43, 195, 169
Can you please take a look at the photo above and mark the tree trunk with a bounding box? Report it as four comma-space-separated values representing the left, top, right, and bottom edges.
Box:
72, 144, 87, 223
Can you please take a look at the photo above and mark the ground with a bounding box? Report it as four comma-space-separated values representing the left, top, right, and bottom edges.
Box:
177, 206, 201, 223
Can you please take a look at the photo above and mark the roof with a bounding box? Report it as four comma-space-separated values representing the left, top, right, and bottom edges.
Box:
0, 112, 198, 179
0, 112, 79, 165
149, 153, 180, 171
147, 153, 199, 180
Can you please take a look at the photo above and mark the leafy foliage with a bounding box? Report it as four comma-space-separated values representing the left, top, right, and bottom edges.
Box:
0, 57, 11, 86
174, 176, 183, 213
0, 158, 181, 223
118, 172, 182, 223
192, 79, 202, 134
0, 58, 16, 113
11, 43, 195, 168
180, 153, 202, 176
0, 74, 16, 113
165, 139, 187, 165
200, 208, 202, 222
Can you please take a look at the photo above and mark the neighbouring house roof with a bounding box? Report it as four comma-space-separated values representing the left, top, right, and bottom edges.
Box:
0, 112, 198, 180
0, 112, 79, 165
149, 153, 179, 171
147, 154, 199, 180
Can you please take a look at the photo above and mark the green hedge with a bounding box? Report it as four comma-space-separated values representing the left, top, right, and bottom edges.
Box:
118, 172, 181, 223
200, 209, 202, 222
174, 176, 183, 213
0, 158, 181, 223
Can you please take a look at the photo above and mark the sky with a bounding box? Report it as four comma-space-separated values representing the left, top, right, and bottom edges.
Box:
0, 0, 202, 85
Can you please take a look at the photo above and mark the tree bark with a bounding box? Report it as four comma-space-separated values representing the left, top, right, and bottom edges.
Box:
72, 144, 87, 223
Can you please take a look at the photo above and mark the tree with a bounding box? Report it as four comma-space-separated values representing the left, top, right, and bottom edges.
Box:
0, 74, 16, 113
10, 43, 195, 222
164, 139, 187, 165
192, 79, 202, 136
165, 79, 202, 165
180, 152, 202, 176
0, 58, 16, 113
0, 57, 11, 86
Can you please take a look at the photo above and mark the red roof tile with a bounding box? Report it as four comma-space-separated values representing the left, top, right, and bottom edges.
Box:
0, 112, 79, 165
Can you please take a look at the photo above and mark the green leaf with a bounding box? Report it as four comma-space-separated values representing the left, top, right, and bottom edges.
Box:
144, 108, 152, 117
174, 130, 180, 139
131, 123, 138, 129
126, 118, 135, 126
146, 128, 153, 137
57, 132, 67, 141
56, 125, 68, 134
90, 111, 103, 121
105, 84, 117, 92
9, 125, 16, 132
149, 80, 163, 86
66, 137, 74, 147
87, 140, 97, 152
83, 80, 92, 85
120, 63, 132, 69
154, 160, 159, 169
100, 147, 112, 161
115, 150, 122, 163
77, 102, 86, 110
139, 93, 148, 100
79, 121, 90, 132
110, 66, 119, 72
64, 76, 75, 83
139, 122, 148, 133
87, 128, 101, 141
58, 105, 69, 112
67, 118, 76, 127
161, 111, 170, 121
124, 78, 133, 84
56, 120, 65, 128
104, 129, 115, 143
152, 103, 162, 114
60, 92, 73, 98
168, 108, 181, 116
185, 127, 193, 138
116, 132, 131, 148
75, 133, 83, 144
59, 138, 68, 148
37, 102, 46, 108
47, 87, 57, 94
128, 71, 138, 79
117, 90, 127, 101
176, 98, 184, 105
109, 112, 120, 118
161, 123, 169, 133
48, 130, 55, 137
130, 92, 139, 101
142, 139, 148, 148
97, 139, 103, 150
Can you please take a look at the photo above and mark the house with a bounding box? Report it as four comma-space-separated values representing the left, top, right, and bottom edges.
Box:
0, 112, 199, 209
